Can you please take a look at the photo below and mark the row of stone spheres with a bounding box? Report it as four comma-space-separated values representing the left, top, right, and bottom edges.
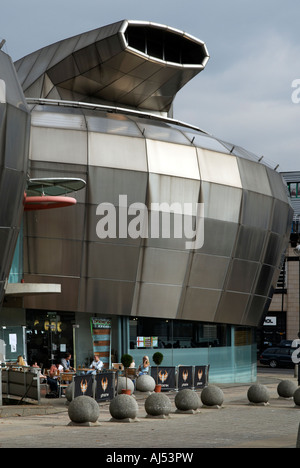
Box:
67, 380, 300, 425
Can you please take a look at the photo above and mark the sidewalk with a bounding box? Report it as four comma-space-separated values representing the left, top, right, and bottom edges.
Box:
0, 368, 299, 448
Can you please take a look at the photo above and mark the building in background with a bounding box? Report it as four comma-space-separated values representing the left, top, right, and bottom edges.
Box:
264, 172, 300, 350
0, 21, 293, 382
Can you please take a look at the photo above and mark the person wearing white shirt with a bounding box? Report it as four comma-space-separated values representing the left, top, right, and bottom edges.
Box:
87, 354, 104, 374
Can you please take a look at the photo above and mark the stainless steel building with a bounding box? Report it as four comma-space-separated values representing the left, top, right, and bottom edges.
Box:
0, 50, 30, 304
4, 20, 293, 381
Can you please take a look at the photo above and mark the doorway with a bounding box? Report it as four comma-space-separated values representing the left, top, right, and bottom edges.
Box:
26, 310, 75, 368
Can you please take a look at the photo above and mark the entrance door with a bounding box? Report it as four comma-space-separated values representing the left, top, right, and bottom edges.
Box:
26, 310, 74, 368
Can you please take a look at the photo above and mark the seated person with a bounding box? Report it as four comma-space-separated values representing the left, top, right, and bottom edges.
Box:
61, 353, 75, 372
46, 364, 59, 394
138, 355, 150, 376
31, 362, 46, 380
16, 355, 28, 366
87, 354, 104, 374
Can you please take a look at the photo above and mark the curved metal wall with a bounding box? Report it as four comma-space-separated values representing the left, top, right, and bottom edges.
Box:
0, 51, 30, 304
14, 20, 209, 114
23, 103, 292, 326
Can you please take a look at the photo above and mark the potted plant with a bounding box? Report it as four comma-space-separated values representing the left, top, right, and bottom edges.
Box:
121, 353, 133, 395
152, 352, 164, 392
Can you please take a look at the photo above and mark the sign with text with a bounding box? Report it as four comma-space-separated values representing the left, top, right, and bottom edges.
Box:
177, 366, 193, 390
150, 366, 176, 391
263, 316, 277, 326
194, 365, 209, 389
74, 374, 94, 398
95, 372, 116, 401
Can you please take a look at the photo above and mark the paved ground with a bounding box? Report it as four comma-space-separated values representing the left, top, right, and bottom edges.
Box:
0, 367, 299, 450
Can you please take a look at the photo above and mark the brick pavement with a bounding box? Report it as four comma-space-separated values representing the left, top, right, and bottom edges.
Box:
0, 369, 299, 449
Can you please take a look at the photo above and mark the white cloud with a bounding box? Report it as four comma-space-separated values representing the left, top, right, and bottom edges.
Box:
175, 30, 300, 171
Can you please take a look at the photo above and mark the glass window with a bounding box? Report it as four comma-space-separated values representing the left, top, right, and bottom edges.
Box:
134, 118, 191, 145
288, 182, 300, 198
86, 113, 142, 137
235, 327, 254, 346
129, 317, 229, 350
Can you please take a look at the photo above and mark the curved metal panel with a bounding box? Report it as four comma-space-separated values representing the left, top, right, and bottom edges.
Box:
31, 108, 87, 131
234, 226, 267, 262
148, 173, 200, 211
25, 202, 85, 240
237, 158, 272, 196
181, 288, 222, 322
263, 232, 283, 267
188, 254, 230, 289
87, 166, 148, 206
199, 219, 239, 257
144, 211, 194, 251
266, 167, 290, 203
240, 191, 273, 229
30, 126, 87, 164
24, 238, 82, 276
135, 283, 182, 319
243, 295, 268, 327
255, 265, 276, 297
82, 279, 136, 316
271, 199, 293, 236
197, 149, 242, 188
89, 133, 147, 171
140, 248, 189, 285
202, 182, 242, 223
215, 292, 250, 325
86, 242, 140, 281
146, 140, 199, 179
225, 259, 259, 294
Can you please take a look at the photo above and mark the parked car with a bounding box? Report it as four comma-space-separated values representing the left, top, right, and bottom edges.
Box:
279, 340, 297, 348
259, 347, 296, 368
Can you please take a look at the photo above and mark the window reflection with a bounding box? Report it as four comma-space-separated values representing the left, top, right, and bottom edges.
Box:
129, 317, 229, 350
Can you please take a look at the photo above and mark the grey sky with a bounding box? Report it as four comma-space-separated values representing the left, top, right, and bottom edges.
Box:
1, 0, 299, 172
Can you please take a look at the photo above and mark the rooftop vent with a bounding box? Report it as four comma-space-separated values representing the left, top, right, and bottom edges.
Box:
124, 22, 209, 68
15, 20, 209, 112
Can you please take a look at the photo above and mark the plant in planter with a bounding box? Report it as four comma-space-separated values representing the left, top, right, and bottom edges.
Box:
152, 352, 164, 392
120, 353, 133, 394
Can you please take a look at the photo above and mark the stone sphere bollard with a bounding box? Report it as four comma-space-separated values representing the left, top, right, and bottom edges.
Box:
65, 382, 74, 402
68, 395, 100, 425
145, 392, 172, 417
109, 394, 139, 421
117, 377, 135, 394
293, 387, 300, 406
175, 389, 201, 412
136, 374, 156, 392
277, 380, 298, 398
200, 385, 224, 407
247, 384, 270, 404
